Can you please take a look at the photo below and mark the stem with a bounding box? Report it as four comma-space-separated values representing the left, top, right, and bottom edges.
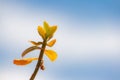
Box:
30, 39, 47, 80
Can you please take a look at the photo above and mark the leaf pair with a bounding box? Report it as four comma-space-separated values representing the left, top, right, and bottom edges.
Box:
29, 41, 42, 46
38, 21, 57, 40
14, 49, 57, 66
30, 39, 56, 47
21, 46, 57, 61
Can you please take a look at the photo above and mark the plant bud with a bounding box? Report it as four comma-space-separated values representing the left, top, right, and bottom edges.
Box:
41, 65, 45, 70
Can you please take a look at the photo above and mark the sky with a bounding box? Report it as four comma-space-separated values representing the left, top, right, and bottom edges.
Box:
0, 0, 120, 80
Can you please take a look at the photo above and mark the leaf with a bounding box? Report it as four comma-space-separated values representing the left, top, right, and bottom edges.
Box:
45, 50, 57, 61
13, 57, 38, 66
47, 26, 57, 38
43, 21, 50, 33
47, 35, 53, 41
29, 41, 42, 46
50, 26, 57, 35
37, 26, 46, 39
43, 21, 57, 39
47, 39, 56, 47
22, 46, 41, 57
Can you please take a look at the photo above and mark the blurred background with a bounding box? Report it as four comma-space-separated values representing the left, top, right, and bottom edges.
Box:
0, 0, 120, 80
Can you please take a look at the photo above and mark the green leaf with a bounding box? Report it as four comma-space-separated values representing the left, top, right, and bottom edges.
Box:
43, 21, 50, 33
47, 35, 53, 41
22, 46, 41, 57
47, 26, 57, 38
43, 21, 57, 39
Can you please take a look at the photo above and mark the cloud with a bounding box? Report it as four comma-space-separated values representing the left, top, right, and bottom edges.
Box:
56, 27, 120, 62
0, 69, 28, 80
0, 68, 57, 80
1, 2, 120, 63
1, 1, 120, 80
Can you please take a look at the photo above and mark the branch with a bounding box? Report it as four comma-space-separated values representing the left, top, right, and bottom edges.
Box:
30, 39, 47, 80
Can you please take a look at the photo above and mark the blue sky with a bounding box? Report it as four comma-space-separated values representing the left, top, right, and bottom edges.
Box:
0, 0, 120, 80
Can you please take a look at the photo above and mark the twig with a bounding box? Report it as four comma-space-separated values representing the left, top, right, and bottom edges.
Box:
30, 39, 47, 80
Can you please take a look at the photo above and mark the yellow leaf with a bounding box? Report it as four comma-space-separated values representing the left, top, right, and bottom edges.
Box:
48, 26, 57, 38
22, 46, 41, 57
29, 41, 42, 46
47, 39, 56, 47
43, 21, 57, 38
13, 58, 38, 66
45, 50, 57, 61
50, 26, 57, 35
37, 26, 46, 39
43, 21, 50, 33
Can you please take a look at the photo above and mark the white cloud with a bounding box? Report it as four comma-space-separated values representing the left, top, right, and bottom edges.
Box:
1, 2, 120, 63
0, 68, 57, 80
1, 2, 120, 80
55, 28, 120, 64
